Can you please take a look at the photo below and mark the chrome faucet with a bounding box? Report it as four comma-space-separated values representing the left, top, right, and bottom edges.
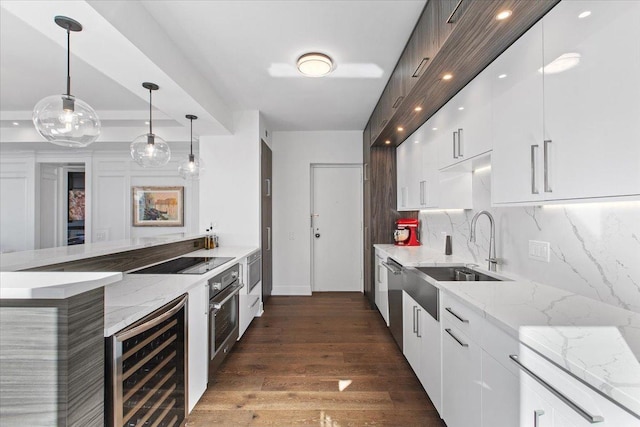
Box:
470, 210, 498, 271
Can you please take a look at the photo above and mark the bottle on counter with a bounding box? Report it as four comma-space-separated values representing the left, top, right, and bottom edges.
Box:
445, 235, 452, 255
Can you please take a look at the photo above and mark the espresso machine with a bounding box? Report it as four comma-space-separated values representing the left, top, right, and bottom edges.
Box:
394, 218, 420, 246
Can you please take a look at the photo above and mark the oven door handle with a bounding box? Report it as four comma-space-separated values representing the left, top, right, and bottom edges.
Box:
211, 283, 244, 311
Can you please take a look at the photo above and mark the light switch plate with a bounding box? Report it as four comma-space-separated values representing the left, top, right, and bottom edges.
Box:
528, 240, 550, 262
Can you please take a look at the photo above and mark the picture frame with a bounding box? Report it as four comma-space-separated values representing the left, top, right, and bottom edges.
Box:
132, 186, 184, 227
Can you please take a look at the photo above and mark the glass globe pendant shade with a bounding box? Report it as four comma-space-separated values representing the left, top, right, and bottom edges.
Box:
33, 97, 101, 148
130, 133, 171, 167
178, 153, 205, 180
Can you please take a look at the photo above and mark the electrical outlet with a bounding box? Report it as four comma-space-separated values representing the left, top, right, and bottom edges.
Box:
528, 240, 550, 262
96, 229, 108, 242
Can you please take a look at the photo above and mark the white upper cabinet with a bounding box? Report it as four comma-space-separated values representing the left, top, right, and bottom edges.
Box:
438, 68, 493, 170
491, 21, 545, 204
492, 1, 640, 205
542, 1, 640, 201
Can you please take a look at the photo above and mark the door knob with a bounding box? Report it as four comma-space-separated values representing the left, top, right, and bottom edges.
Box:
315, 233, 321, 238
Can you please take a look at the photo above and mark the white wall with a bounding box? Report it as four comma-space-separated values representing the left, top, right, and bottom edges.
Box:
271, 131, 362, 295
418, 168, 640, 313
199, 110, 262, 247
0, 146, 199, 253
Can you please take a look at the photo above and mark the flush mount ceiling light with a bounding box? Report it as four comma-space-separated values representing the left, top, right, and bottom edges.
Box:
178, 114, 204, 180
296, 52, 334, 77
32, 16, 100, 147
442, 73, 453, 81
130, 82, 171, 168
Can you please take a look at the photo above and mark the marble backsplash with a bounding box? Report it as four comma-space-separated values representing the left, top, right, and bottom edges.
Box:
418, 168, 640, 313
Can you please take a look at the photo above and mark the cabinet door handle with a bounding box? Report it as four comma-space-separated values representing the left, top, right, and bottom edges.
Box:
445, 307, 469, 323
534, 410, 545, 427
204, 283, 209, 315
265, 178, 271, 197
453, 131, 458, 159
401, 187, 407, 208
457, 128, 463, 157
416, 309, 421, 338
412, 306, 417, 334
445, 328, 468, 347
267, 226, 271, 251
364, 163, 369, 181
531, 144, 539, 194
544, 139, 552, 193
509, 355, 604, 424
392, 96, 404, 109
419, 181, 425, 205
446, 0, 466, 24
412, 58, 430, 78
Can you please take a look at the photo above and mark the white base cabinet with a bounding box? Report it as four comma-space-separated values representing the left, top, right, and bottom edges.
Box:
402, 291, 442, 414
374, 250, 389, 326
187, 281, 209, 412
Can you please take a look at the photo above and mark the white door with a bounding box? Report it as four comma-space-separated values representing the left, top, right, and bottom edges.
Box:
311, 165, 362, 292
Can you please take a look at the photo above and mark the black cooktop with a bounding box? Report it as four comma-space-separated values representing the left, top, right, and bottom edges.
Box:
130, 256, 234, 274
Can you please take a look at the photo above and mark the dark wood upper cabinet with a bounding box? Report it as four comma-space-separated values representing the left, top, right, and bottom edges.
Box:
368, 0, 560, 148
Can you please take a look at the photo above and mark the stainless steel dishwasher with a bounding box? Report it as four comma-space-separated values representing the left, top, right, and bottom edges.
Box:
381, 258, 404, 349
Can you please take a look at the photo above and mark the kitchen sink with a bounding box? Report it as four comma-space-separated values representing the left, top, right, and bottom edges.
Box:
415, 266, 505, 282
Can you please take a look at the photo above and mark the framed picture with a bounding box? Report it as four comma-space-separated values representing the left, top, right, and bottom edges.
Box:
132, 186, 184, 227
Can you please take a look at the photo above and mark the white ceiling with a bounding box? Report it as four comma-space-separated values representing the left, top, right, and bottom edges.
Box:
0, 0, 426, 140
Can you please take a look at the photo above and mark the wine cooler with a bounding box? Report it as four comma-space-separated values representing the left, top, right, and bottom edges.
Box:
107, 294, 188, 427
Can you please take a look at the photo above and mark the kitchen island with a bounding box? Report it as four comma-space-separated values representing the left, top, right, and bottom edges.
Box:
0, 236, 258, 427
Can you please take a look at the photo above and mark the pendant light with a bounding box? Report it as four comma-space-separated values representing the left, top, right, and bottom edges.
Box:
178, 114, 204, 180
32, 16, 101, 147
130, 82, 171, 167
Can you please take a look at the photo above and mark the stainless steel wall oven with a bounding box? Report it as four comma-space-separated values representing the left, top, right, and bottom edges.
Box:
209, 263, 243, 375
106, 294, 188, 427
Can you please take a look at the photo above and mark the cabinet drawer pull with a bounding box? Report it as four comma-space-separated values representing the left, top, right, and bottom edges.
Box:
544, 139, 552, 193
445, 328, 468, 347
531, 144, 539, 194
392, 96, 405, 109
265, 178, 271, 197
416, 309, 421, 338
412, 306, 417, 334
457, 128, 463, 157
445, 307, 469, 323
509, 355, 604, 424
250, 297, 260, 308
412, 58, 430, 78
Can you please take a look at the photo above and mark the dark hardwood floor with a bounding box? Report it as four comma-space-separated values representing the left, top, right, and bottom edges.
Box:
186, 292, 445, 426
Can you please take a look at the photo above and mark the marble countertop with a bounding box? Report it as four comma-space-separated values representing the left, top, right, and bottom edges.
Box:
375, 244, 640, 417
0, 271, 123, 299
0, 233, 205, 272
104, 246, 258, 336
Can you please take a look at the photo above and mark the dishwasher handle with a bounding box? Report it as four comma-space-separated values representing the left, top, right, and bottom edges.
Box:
381, 261, 402, 275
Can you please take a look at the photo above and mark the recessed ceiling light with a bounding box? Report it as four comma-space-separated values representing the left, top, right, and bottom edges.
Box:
397, 127, 404, 131
414, 106, 423, 112
432, 127, 438, 131
385, 140, 391, 145
12, 122, 19, 126
297, 52, 333, 77
578, 11, 591, 19
496, 10, 512, 20
145, 121, 150, 125
414, 140, 419, 144
442, 73, 453, 81
458, 107, 464, 111
498, 74, 507, 79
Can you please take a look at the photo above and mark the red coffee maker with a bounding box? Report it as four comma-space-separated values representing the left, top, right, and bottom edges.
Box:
394, 218, 420, 246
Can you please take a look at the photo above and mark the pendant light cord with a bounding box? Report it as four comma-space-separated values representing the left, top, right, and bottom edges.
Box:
148, 88, 153, 135
66, 28, 71, 97
189, 118, 194, 156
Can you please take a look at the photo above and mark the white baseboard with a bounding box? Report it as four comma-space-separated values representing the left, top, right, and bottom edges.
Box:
272, 285, 312, 296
